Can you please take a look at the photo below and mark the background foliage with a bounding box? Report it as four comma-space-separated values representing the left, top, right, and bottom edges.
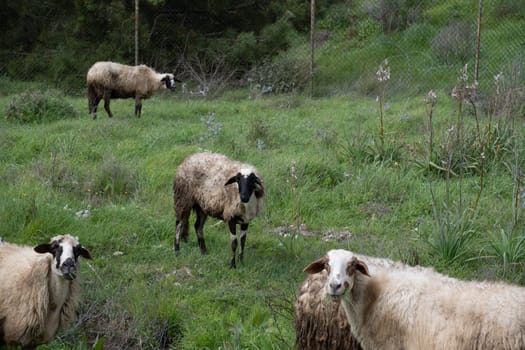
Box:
1, 0, 525, 349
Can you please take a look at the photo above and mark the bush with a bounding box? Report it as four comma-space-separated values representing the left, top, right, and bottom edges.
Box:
245, 55, 310, 95
430, 22, 474, 64
361, 0, 425, 33
492, 0, 525, 19
4, 90, 78, 123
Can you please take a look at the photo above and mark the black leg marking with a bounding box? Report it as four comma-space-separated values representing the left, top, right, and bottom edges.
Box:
229, 220, 238, 268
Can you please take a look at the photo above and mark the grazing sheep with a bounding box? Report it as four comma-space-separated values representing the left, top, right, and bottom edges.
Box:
0, 235, 92, 349
173, 151, 265, 268
304, 249, 525, 350
295, 270, 361, 350
86, 61, 178, 119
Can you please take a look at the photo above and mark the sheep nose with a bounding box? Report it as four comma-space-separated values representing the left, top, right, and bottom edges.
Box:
330, 282, 342, 291
60, 258, 76, 273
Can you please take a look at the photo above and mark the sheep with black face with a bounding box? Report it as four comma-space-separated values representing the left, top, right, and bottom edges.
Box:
86, 61, 179, 119
173, 152, 265, 268
0, 234, 92, 349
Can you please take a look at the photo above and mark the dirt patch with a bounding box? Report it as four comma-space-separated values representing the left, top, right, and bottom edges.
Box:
360, 201, 392, 218
274, 224, 354, 242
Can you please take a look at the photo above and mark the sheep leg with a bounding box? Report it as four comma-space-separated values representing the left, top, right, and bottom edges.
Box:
194, 206, 207, 255
103, 92, 113, 118
90, 97, 101, 120
135, 96, 142, 118
174, 211, 190, 254
228, 220, 238, 268
239, 223, 248, 262
88, 86, 100, 119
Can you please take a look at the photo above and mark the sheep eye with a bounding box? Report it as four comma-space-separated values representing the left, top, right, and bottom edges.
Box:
324, 263, 330, 273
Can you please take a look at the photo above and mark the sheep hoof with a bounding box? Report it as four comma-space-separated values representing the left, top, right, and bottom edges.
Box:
230, 259, 236, 269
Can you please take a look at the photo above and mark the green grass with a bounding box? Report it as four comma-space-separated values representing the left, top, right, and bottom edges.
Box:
1, 83, 524, 349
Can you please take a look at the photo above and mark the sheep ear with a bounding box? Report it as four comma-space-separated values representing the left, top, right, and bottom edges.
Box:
352, 258, 370, 277
34, 243, 52, 254
225, 174, 239, 186
252, 174, 263, 187
78, 245, 93, 260
303, 256, 328, 274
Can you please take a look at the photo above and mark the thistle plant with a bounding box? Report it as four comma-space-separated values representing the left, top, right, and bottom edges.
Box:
279, 159, 301, 257
376, 59, 390, 151
451, 64, 477, 211
199, 112, 222, 143
288, 160, 299, 232
424, 89, 437, 160
491, 72, 503, 131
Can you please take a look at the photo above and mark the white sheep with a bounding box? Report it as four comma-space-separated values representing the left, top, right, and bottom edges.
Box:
173, 151, 265, 268
304, 249, 525, 350
295, 252, 407, 350
0, 234, 92, 349
86, 61, 179, 119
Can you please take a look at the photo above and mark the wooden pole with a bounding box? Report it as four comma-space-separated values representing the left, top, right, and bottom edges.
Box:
310, 0, 315, 98
474, 0, 482, 82
135, 0, 139, 65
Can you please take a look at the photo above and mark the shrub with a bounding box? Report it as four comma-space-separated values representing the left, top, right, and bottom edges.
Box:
361, 0, 424, 33
492, 0, 525, 19
4, 90, 78, 123
245, 55, 310, 95
355, 18, 382, 43
317, 2, 355, 31
430, 22, 474, 64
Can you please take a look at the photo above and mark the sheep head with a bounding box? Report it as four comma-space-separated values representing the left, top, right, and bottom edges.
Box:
225, 168, 264, 203
161, 74, 180, 91
34, 234, 92, 280
304, 249, 369, 298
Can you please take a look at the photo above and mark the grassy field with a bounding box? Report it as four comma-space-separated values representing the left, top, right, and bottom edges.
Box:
0, 77, 524, 349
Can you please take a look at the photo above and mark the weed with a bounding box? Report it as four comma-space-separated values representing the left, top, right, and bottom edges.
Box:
246, 116, 274, 149
31, 153, 82, 194
199, 112, 222, 144
376, 59, 390, 151
486, 229, 525, 275
428, 207, 477, 265
88, 156, 137, 201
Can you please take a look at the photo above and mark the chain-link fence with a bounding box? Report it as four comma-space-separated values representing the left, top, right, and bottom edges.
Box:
307, 0, 524, 99
1, 0, 523, 100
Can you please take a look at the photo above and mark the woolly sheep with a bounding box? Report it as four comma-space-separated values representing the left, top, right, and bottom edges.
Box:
86, 61, 178, 119
304, 249, 525, 350
0, 234, 92, 349
295, 252, 407, 350
295, 270, 361, 350
173, 151, 265, 268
